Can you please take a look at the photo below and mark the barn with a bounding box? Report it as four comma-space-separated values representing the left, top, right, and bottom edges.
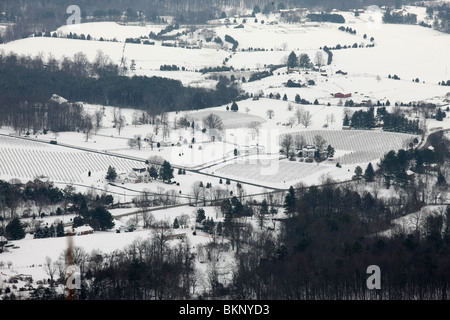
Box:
334, 92, 352, 98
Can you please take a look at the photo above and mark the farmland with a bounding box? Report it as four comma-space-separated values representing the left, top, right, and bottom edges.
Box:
0, 1, 449, 302
0, 135, 144, 183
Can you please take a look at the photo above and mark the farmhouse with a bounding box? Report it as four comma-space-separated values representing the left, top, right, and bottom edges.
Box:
301, 145, 316, 159
239, 145, 265, 155
334, 92, 352, 98
66, 225, 94, 236
117, 167, 150, 183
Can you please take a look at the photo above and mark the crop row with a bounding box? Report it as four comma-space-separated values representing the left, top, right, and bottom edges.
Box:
0, 147, 142, 183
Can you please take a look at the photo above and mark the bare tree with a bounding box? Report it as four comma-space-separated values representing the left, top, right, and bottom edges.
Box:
117, 110, 126, 135
153, 220, 172, 256
146, 133, 155, 150
314, 51, 324, 68
313, 135, 327, 152
93, 108, 104, 133
128, 134, 143, 150
111, 107, 119, 127
248, 121, 261, 139
131, 111, 141, 126
43, 256, 58, 287
294, 133, 306, 150
288, 116, 296, 128
300, 110, 312, 128
83, 114, 94, 142
266, 109, 274, 119
191, 181, 203, 204
280, 134, 294, 157
203, 113, 224, 131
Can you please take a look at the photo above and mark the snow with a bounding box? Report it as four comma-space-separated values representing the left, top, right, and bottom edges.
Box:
1, 6, 450, 289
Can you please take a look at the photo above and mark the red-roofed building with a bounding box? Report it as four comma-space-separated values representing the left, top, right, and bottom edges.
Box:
334, 92, 352, 98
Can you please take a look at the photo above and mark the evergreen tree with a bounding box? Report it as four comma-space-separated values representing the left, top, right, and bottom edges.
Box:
105, 166, 117, 182
221, 199, 233, 222
149, 166, 158, 179
196, 208, 206, 223
72, 216, 84, 228
353, 166, 363, 180
364, 162, 375, 182
231, 101, 239, 112
295, 94, 301, 103
284, 186, 296, 216
260, 199, 269, 215
326, 145, 335, 158
159, 160, 174, 182
56, 221, 65, 237
5, 218, 25, 240
173, 217, 180, 228
343, 113, 350, 126
216, 221, 223, 235
89, 206, 115, 231
299, 53, 312, 69
287, 51, 298, 69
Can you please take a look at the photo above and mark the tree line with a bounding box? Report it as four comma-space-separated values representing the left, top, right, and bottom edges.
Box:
0, 52, 243, 134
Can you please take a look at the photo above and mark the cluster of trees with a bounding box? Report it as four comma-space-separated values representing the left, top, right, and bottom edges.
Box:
286, 51, 313, 69
159, 64, 182, 71
280, 133, 331, 160
431, 5, 450, 33
229, 183, 450, 300
72, 206, 115, 231
381, 113, 421, 134
0, 179, 115, 241
306, 13, 346, 23
199, 66, 233, 74
33, 221, 65, 239
343, 106, 421, 134
149, 24, 180, 40
346, 107, 376, 129
338, 26, 357, 34
248, 70, 273, 82
0, 52, 243, 121
378, 144, 446, 189
383, 8, 417, 24
224, 34, 239, 51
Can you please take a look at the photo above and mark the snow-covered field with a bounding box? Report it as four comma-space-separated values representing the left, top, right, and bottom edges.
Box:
1, 5, 450, 289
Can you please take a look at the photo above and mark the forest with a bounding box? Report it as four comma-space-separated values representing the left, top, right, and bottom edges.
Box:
24, 180, 450, 300
0, 52, 243, 133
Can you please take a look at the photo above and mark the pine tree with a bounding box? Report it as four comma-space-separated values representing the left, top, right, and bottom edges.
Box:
364, 162, 375, 182
196, 208, 206, 223
260, 199, 269, 215
56, 221, 65, 237
343, 114, 350, 126
284, 186, 296, 216
287, 51, 298, 69
231, 101, 239, 112
159, 160, 174, 182
105, 166, 117, 182
149, 166, 158, 179
5, 218, 25, 240
353, 166, 363, 180
173, 217, 180, 229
